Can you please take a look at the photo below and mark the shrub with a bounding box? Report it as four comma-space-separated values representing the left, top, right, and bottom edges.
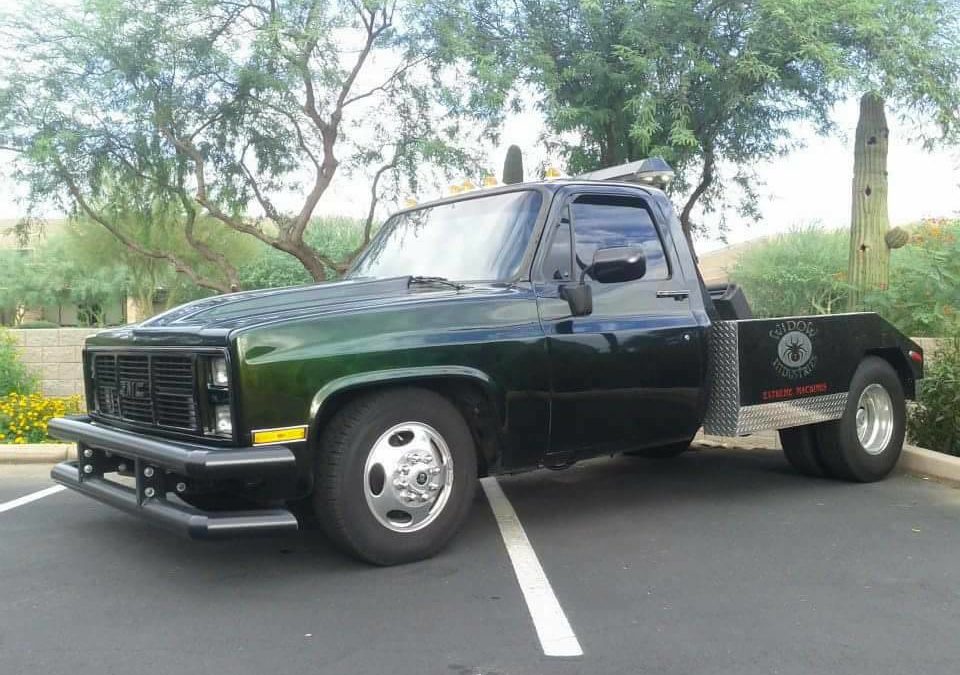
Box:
0, 393, 82, 443
908, 339, 960, 456
239, 216, 366, 289
729, 226, 849, 317
0, 330, 36, 395
866, 218, 960, 337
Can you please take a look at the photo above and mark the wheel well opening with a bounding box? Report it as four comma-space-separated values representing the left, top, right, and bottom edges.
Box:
865, 348, 916, 399
311, 378, 502, 477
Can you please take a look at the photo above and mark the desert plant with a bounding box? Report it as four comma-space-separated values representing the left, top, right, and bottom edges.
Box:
908, 339, 960, 456
502, 145, 524, 184
729, 226, 850, 318
0, 330, 37, 395
866, 218, 960, 336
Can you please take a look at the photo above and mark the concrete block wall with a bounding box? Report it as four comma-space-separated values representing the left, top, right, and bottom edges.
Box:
10, 328, 100, 397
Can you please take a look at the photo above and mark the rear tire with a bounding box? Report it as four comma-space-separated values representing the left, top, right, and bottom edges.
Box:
815, 357, 905, 482
779, 425, 827, 477
313, 388, 477, 565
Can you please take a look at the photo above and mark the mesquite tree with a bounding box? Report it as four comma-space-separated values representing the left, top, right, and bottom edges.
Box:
0, 0, 480, 291
445, 0, 960, 243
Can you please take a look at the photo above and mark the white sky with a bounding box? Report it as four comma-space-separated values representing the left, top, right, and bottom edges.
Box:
0, 0, 957, 251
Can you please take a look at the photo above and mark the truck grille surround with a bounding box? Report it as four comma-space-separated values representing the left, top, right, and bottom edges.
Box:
91, 352, 203, 435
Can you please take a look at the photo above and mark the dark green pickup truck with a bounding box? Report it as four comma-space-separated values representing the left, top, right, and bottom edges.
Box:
49, 162, 923, 564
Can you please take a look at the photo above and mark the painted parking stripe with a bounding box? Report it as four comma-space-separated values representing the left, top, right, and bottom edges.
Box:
480, 476, 583, 658
0, 485, 66, 513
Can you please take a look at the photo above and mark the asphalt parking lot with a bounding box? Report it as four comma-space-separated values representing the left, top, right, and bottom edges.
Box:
2, 445, 959, 675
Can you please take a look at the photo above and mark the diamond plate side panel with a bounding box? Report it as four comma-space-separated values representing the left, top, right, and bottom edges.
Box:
702, 321, 741, 436
735, 392, 848, 434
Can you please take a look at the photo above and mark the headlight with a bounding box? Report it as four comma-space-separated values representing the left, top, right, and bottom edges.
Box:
214, 405, 233, 435
210, 357, 230, 387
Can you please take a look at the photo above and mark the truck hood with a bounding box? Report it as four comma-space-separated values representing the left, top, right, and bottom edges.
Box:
87, 276, 521, 349
138, 276, 468, 332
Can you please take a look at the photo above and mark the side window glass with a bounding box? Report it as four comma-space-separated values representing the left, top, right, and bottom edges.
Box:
571, 195, 669, 280
542, 218, 573, 281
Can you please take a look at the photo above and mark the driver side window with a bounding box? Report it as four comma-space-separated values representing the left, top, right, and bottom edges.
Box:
570, 195, 669, 280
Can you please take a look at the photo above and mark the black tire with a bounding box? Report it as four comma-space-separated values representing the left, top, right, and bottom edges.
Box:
779, 424, 827, 477
313, 387, 478, 565
624, 440, 691, 459
815, 357, 906, 482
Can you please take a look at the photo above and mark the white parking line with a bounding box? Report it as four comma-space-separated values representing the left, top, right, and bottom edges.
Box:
0, 485, 66, 513
480, 476, 583, 658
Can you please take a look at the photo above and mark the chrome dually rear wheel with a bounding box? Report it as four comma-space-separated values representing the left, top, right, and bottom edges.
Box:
856, 383, 894, 456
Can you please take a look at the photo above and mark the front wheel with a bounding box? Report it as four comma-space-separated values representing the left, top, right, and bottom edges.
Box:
313, 388, 477, 565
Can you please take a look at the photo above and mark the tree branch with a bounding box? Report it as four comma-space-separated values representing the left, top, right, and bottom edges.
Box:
55, 160, 233, 294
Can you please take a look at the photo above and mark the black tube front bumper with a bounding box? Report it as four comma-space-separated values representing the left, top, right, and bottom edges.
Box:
48, 416, 300, 539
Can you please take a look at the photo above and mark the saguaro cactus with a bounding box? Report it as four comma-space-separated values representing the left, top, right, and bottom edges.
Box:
847, 93, 891, 309
502, 145, 524, 184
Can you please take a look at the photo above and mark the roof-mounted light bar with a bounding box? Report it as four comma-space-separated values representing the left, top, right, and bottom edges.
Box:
576, 157, 675, 187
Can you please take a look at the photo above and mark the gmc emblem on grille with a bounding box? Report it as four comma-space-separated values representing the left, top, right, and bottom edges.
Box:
119, 379, 150, 399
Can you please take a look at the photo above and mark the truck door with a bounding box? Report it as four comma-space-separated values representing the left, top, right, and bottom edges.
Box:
534, 188, 704, 460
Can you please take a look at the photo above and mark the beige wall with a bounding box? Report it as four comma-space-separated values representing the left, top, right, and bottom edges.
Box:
11, 328, 100, 397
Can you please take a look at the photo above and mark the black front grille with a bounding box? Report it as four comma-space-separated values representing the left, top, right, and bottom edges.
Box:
92, 352, 200, 433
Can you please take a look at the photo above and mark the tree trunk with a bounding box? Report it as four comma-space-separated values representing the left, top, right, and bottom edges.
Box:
848, 93, 890, 310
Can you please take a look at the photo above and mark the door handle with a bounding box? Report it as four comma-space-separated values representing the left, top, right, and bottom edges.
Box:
656, 289, 690, 300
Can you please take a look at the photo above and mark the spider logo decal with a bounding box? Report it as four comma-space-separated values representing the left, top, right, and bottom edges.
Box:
783, 336, 807, 363
776, 330, 813, 370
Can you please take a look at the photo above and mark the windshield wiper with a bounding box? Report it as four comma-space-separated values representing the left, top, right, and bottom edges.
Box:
408, 275, 466, 291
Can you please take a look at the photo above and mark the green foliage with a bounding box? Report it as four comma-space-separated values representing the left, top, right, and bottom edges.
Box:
909, 339, 960, 456
239, 217, 366, 289
730, 219, 960, 337
730, 227, 851, 317
447, 0, 960, 234
867, 219, 960, 336
0, 1, 485, 288
0, 330, 36, 396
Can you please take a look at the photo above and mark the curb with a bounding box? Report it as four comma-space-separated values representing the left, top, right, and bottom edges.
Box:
899, 444, 960, 485
0, 443, 76, 464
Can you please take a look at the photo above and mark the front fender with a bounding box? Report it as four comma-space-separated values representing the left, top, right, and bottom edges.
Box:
308, 365, 502, 421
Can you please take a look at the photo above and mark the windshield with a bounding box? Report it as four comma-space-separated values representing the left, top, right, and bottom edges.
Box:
348, 190, 543, 282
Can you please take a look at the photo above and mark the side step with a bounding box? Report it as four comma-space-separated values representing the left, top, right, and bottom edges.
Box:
51, 462, 299, 540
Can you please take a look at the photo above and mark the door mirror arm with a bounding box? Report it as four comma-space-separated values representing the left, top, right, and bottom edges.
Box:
560, 282, 593, 317
559, 246, 646, 317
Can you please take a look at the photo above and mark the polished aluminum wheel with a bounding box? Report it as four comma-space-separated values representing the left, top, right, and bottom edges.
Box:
856, 383, 894, 455
362, 422, 454, 532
